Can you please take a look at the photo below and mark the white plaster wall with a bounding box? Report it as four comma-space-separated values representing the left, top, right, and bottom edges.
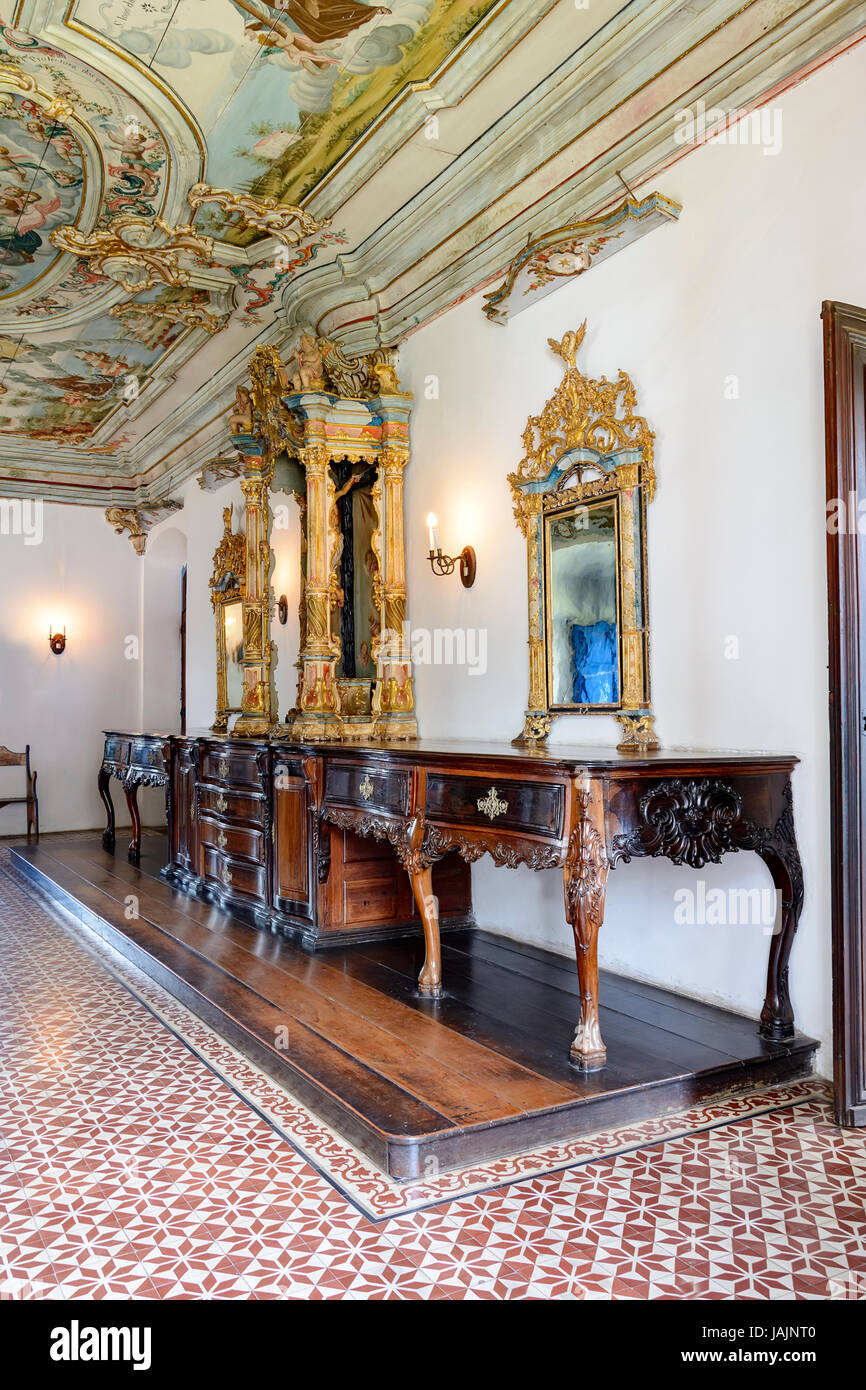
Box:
393, 46, 866, 1072
0, 502, 142, 833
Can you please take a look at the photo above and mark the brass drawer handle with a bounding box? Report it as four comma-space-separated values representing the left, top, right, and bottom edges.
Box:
222, 864, 232, 886
218, 758, 230, 779
217, 830, 227, 849
477, 786, 508, 820
216, 794, 228, 813
359, 772, 374, 801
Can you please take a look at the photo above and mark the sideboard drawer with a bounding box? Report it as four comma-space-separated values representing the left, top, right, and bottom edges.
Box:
104, 736, 130, 768
199, 785, 265, 827
324, 760, 410, 817
200, 816, 264, 865
200, 744, 263, 789
425, 773, 566, 839
202, 847, 266, 904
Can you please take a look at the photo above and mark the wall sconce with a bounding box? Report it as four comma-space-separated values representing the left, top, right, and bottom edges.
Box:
48, 624, 66, 655
426, 513, 476, 588
274, 594, 288, 625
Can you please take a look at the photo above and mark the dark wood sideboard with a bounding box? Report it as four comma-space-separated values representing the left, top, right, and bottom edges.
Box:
99, 732, 803, 1071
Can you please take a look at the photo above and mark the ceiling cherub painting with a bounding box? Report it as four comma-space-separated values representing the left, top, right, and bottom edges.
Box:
72, 0, 498, 210
0, 95, 84, 297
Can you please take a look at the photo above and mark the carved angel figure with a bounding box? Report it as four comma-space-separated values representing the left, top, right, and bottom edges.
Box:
229, 385, 254, 434
286, 333, 325, 392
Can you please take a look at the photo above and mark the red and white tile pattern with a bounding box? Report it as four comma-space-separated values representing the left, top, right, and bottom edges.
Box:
1, 846, 864, 1300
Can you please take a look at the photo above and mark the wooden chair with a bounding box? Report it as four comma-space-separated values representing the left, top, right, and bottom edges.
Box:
0, 745, 39, 842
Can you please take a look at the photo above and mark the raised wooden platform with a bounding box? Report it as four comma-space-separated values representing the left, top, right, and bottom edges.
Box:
11, 836, 818, 1180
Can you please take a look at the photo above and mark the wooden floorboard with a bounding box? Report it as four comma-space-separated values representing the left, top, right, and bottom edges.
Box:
40, 840, 576, 1116
8, 836, 820, 1180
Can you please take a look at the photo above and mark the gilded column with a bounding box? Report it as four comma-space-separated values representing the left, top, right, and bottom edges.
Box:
233, 462, 276, 736
372, 442, 417, 740
290, 441, 343, 740
513, 492, 551, 744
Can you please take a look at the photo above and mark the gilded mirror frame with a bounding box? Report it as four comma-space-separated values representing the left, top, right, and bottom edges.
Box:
209, 505, 247, 734
508, 323, 658, 750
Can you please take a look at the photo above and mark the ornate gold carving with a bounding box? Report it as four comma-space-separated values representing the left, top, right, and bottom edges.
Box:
51, 216, 215, 293
109, 298, 228, 336
209, 506, 246, 609
315, 338, 407, 400
0, 62, 35, 97
477, 787, 508, 820
187, 183, 327, 246
508, 321, 655, 534
359, 773, 374, 801
615, 713, 659, 751
216, 794, 228, 814
509, 323, 657, 745
209, 505, 246, 732
105, 500, 182, 556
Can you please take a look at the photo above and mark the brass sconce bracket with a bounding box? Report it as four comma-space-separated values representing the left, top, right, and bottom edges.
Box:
428, 546, 476, 588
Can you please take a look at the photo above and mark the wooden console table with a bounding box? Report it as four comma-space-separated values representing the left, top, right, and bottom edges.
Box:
317, 741, 803, 1071
98, 731, 171, 862
98, 733, 803, 1072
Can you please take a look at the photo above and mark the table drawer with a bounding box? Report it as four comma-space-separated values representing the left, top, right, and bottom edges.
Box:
130, 738, 167, 779
200, 744, 263, 789
202, 847, 266, 904
104, 736, 131, 767
425, 773, 565, 839
200, 816, 264, 865
199, 785, 265, 826
324, 760, 410, 817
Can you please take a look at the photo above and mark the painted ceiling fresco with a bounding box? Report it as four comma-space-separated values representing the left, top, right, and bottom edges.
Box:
0, 0, 497, 451
73, 0, 496, 219
0, 93, 84, 297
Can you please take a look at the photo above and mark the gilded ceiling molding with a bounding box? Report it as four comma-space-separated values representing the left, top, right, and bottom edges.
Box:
105, 500, 183, 556
108, 299, 230, 337
186, 185, 328, 248
50, 216, 215, 294
0, 61, 35, 95
482, 193, 681, 325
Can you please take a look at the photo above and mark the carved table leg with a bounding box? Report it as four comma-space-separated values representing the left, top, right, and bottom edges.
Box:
98, 767, 115, 853
410, 862, 442, 998
757, 779, 804, 1040
564, 783, 609, 1069
125, 780, 141, 864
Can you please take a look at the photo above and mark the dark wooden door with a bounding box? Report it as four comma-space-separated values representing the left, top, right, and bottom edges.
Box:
179, 565, 187, 735
823, 300, 866, 1125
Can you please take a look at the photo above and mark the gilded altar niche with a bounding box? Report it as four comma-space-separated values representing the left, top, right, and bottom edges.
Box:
226, 337, 417, 742
509, 322, 658, 750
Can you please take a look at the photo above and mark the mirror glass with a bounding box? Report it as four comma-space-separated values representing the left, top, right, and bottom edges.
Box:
546, 497, 619, 709
223, 600, 244, 710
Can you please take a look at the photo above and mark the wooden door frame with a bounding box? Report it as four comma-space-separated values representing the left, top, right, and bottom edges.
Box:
823, 299, 866, 1125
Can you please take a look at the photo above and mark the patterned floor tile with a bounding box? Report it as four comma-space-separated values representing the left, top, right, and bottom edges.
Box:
2, 843, 865, 1300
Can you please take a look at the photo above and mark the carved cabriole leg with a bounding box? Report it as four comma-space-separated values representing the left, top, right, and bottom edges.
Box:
98, 767, 115, 852
564, 778, 609, 1069
757, 778, 804, 1040
125, 780, 141, 863
401, 812, 441, 997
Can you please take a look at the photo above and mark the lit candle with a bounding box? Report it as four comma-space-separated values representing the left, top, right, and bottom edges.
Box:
426, 512, 440, 553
